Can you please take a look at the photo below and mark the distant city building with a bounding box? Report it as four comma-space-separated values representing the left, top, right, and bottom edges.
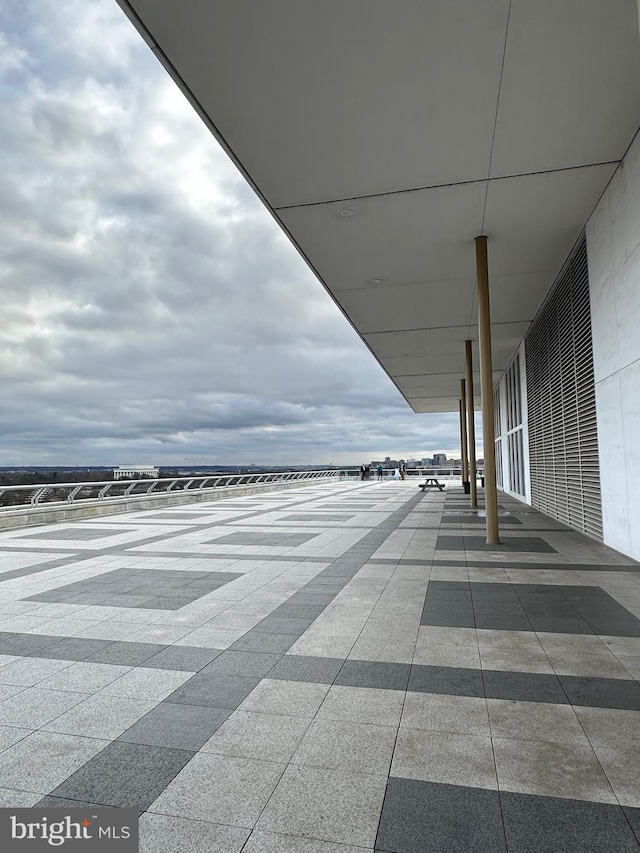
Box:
433, 453, 447, 466
113, 466, 159, 480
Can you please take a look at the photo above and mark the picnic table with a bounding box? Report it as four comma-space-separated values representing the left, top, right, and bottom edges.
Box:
418, 477, 445, 492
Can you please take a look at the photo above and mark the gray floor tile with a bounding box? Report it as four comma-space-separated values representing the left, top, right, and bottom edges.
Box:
0, 634, 61, 656
624, 807, 640, 846
242, 831, 370, 852
38, 661, 133, 694
0, 687, 89, 728
254, 616, 315, 635
0, 730, 108, 794
573, 706, 640, 750
268, 655, 345, 685
0, 724, 34, 753
408, 664, 484, 698
87, 641, 168, 666
238, 679, 330, 717
98, 667, 192, 701
483, 670, 568, 704
2, 789, 53, 807
376, 778, 506, 853
139, 813, 249, 853
34, 636, 116, 661
292, 718, 396, 775
486, 699, 588, 744
36, 795, 117, 809
51, 741, 193, 808
493, 737, 617, 803
119, 702, 230, 751
149, 752, 285, 827
43, 694, 159, 740
593, 746, 640, 807
272, 604, 327, 619
167, 672, 261, 710
202, 710, 311, 762
231, 632, 299, 654
559, 675, 640, 710
318, 685, 405, 727
501, 790, 640, 852
391, 728, 497, 789
256, 764, 387, 848
200, 650, 281, 678
335, 660, 410, 692
142, 646, 223, 672
401, 692, 490, 736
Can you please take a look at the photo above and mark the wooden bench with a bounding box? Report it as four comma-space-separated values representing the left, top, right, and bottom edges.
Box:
418, 478, 445, 492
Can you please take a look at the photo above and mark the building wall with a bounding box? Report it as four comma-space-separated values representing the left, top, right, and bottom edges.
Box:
586, 130, 640, 562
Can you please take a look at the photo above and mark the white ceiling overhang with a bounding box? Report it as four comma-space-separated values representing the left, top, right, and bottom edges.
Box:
116, 0, 640, 413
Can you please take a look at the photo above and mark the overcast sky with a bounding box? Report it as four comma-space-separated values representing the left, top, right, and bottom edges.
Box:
0, 0, 475, 467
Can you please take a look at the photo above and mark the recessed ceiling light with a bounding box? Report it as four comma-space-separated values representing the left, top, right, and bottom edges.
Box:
340, 208, 354, 217
370, 278, 382, 285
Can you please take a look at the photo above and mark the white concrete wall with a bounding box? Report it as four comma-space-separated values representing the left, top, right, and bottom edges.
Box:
586, 130, 640, 561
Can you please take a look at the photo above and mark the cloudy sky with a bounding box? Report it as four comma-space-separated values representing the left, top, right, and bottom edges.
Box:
0, 0, 473, 467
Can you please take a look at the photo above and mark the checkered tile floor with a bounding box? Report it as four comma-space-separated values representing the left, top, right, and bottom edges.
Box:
0, 481, 639, 851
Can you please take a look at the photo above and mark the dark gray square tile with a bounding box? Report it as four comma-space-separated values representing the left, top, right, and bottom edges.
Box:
443, 514, 522, 525
35, 637, 115, 661
472, 601, 527, 616
119, 702, 230, 751
408, 664, 484, 698
0, 633, 60, 655
268, 655, 345, 684
420, 610, 477, 629
287, 592, 337, 606
253, 616, 314, 635
376, 778, 506, 853
623, 807, 640, 846
474, 614, 534, 631
501, 790, 640, 852
436, 535, 557, 553
86, 641, 168, 666
335, 660, 410, 691
102, 594, 159, 608
51, 742, 192, 809
283, 514, 354, 522
166, 672, 260, 709
271, 603, 327, 619
483, 670, 568, 704
25, 568, 243, 611
559, 675, 640, 711
211, 531, 316, 546
21, 528, 131, 541
200, 651, 281, 678
528, 617, 593, 634
303, 581, 348, 594
230, 632, 299, 654
143, 646, 223, 672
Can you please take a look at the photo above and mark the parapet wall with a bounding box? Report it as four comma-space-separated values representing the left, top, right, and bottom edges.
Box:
0, 477, 329, 531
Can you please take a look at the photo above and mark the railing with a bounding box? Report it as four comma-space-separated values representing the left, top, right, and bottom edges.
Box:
338, 467, 481, 480
0, 467, 485, 513
0, 470, 339, 512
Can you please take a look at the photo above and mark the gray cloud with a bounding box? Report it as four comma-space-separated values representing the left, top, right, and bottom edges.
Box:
0, 0, 476, 466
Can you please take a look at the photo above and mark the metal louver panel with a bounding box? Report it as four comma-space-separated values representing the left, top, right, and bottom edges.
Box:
524, 235, 603, 539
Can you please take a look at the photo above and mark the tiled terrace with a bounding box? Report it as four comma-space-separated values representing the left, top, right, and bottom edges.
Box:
0, 480, 639, 851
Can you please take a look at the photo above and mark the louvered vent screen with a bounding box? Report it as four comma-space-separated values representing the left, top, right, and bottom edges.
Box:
525, 235, 602, 539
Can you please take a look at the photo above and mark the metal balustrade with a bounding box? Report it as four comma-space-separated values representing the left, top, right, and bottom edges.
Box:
0, 467, 480, 514
0, 470, 340, 511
